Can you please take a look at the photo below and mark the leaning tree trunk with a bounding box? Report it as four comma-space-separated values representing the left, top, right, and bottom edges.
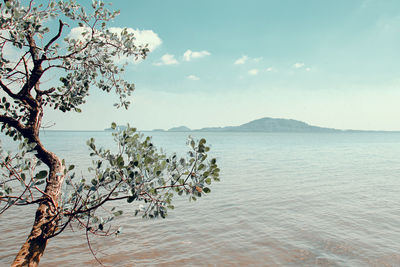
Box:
11, 141, 66, 266
0, 10, 69, 265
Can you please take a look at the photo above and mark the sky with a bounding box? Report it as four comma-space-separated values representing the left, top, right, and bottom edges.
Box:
44, 0, 400, 131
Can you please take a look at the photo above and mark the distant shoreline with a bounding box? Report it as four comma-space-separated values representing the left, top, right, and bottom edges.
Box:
104, 117, 400, 133
40, 130, 400, 134
36, 117, 400, 133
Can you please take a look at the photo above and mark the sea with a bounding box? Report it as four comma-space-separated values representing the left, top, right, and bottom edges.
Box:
1, 130, 400, 266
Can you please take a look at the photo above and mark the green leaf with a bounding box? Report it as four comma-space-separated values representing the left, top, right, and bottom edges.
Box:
116, 155, 124, 168
113, 210, 123, 216
35, 180, 45, 185
127, 195, 136, 203
111, 122, 117, 129
35, 170, 48, 180
203, 187, 211, 193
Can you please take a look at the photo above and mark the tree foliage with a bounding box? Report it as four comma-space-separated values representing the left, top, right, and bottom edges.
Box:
0, 125, 220, 235
0, 1, 220, 265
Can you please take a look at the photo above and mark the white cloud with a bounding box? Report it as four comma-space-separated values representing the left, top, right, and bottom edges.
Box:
67, 27, 162, 64
266, 67, 273, 72
306, 68, 311, 72
69, 27, 162, 51
67, 26, 91, 41
248, 69, 259, 76
234, 55, 249, 65
108, 27, 162, 52
183, 50, 211, 61
154, 54, 179, 66
187, 75, 200, 81
293, 63, 305, 68
234, 55, 264, 65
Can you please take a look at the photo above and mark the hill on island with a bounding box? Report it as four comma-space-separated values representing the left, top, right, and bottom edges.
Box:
196, 117, 341, 132
156, 117, 342, 132
168, 126, 192, 132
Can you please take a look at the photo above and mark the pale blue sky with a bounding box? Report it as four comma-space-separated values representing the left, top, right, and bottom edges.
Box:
45, 0, 400, 131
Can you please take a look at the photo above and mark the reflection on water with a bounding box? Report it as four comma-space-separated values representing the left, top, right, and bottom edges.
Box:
1, 131, 400, 266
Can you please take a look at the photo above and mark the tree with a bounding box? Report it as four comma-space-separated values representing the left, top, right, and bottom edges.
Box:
0, 1, 220, 266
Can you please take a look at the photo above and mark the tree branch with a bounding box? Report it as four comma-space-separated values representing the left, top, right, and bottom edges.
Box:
0, 79, 20, 100
42, 20, 64, 55
25, 33, 38, 63
45, 25, 96, 61
66, 180, 123, 216
0, 114, 27, 133
36, 87, 55, 97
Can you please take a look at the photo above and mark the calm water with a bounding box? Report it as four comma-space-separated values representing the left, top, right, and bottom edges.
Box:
1, 131, 400, 266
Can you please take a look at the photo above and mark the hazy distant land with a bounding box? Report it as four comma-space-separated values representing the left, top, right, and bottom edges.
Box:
105, 117, 398, 133
186, 117, 339, 133
168, 126, 192, 132
154, 117, 389, 133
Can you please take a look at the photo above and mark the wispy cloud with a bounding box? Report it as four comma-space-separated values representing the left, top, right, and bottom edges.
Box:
234, 55, 264, 65
266, 67, 274, 72
187, 75, 200, 81
248, 69, 259, 76
154, 54, 179, 66
293, 63, 305, 69
234, 55, 249, 65
183, 50, 210, 61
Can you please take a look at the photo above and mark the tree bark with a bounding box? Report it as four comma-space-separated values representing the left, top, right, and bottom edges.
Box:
11, 153, 65, 267
11, 131, 65, 266
1, 25, 67, 263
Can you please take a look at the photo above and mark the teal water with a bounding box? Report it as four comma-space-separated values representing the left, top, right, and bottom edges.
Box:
1, 131, 400, 266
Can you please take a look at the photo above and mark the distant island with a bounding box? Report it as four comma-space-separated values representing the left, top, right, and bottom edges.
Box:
168, 126, 191, 132
106, 117, 398, 133
147, 117, 341, 133
154, 117, 400, 133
